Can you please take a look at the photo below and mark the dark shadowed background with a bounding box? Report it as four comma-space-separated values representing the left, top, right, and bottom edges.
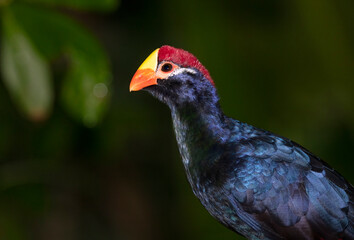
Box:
0, 0, 353, 239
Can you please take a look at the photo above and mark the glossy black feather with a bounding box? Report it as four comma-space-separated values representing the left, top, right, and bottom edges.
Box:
143, 65, 354, 240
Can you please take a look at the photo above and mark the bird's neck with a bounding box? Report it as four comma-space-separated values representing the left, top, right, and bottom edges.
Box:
170, 100, 231, 184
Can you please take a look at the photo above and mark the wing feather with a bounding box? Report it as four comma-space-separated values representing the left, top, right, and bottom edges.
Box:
224, 134, 353, 239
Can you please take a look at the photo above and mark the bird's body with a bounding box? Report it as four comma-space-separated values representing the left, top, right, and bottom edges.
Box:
130, 46, 354, 240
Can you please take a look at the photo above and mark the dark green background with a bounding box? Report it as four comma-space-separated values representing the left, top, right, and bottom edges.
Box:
0, 0, 353, 239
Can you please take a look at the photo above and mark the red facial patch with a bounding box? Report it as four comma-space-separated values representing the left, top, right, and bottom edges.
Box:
158, 45, 214, 86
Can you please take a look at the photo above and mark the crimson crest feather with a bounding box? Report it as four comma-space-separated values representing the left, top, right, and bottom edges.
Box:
158, 46, 214, 85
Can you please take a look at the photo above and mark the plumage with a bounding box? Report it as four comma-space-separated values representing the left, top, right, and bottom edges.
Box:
130, 45, 354, 240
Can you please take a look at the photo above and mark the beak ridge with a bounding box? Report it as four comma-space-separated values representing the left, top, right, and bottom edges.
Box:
129, 48, 159, 91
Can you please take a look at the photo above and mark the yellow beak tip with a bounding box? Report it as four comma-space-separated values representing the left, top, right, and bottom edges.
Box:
129, 48, 160, 92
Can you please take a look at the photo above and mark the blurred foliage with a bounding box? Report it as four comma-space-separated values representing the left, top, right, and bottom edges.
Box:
0, 0, 114, 125
0, 0, 353, 240
1, 9, 52, 121
22, 0, 118, 11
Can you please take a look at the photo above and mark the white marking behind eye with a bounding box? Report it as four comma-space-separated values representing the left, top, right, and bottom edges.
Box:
170, 68, 197, 77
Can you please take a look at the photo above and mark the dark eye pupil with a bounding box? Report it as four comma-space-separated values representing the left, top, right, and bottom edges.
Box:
161, 63, 172, 72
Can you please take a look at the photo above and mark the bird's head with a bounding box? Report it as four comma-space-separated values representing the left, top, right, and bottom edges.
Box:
130, 46, 218, 109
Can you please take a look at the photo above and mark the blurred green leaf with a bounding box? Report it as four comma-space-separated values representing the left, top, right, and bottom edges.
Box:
0, 212, 26, 240
1, 183, 46, 212
22, 0, 119, 11
62, 48, 111, 127
1, 9, 53, 121
10, 3, 111, 126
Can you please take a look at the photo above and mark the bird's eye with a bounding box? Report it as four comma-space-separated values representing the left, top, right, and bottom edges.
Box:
161, 63, 173, 72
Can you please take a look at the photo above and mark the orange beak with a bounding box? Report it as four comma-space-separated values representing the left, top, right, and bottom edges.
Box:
130, 48, 159, 91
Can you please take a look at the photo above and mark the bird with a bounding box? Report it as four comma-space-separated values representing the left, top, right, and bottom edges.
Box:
129, 45, 354, 240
